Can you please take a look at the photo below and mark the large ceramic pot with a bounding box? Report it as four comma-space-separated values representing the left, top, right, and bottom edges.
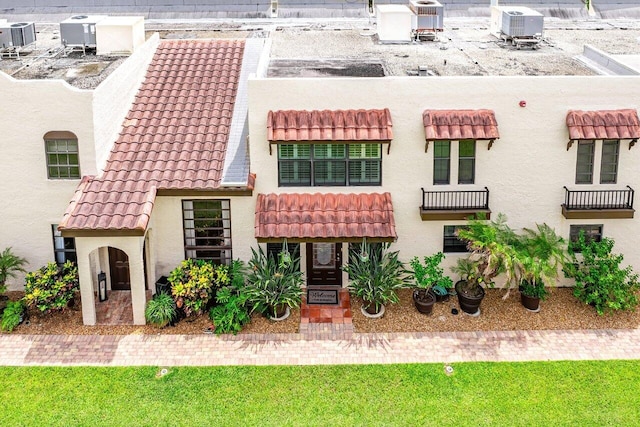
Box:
413, 289, 436, 315
269, 303, 290, 321
455, 280, 485, 316
361, 302, 385, 319
520, 293, 541, 312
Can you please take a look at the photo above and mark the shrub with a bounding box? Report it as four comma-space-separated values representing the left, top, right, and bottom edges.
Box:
1, 300, 26, 332
209, 260, 250, 334
168, 259, 230, 317
244, 244, 303, 317
0, 247, 28, 295
409, 252, 453, 296
24, 261, 78, 314
145, 292, 177, 328
564, 234, 640, 315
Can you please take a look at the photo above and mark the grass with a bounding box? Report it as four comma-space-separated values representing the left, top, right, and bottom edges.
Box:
1, 362, 640, 426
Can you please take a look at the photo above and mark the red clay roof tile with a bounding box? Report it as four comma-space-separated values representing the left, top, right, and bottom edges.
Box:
566, 109, 640, 140
60, 39, 247, 233
255, 192, 397, 241
267, 109, 393, 142
422, 109, 500, 141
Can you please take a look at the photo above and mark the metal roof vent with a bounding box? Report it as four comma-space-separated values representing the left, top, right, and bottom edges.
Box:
409, 0, 444, 34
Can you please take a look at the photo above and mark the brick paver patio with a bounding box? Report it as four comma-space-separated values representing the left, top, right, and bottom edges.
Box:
1, 328, 639, 366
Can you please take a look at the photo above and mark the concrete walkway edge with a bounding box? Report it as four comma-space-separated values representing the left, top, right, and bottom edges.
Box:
1, 328, 639, 366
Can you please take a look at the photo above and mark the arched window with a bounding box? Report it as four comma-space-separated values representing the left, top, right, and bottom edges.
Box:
44, 131, 80, 179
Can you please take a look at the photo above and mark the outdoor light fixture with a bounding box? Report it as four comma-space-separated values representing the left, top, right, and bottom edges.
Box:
98, 271, 108, 302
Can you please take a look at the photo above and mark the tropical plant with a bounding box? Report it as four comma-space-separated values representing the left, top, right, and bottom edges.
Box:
0, 247, 28, 295
519, 279, 549, 300
168, 259, 230, 317
145, 292, 177, 328
564, 234, 640, 315
342, 240, 412, 314
409, 252, 453, 297
1, 300, 26, 332
244, 242, 303, 318
23, 261, 78, 314
209, 260, 251, 334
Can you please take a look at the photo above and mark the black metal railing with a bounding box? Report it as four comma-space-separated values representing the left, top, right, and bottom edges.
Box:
563, 186, 634, 210
421, 187, 490, 211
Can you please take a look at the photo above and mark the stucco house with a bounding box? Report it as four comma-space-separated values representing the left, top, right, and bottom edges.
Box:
2, 20, 640, 326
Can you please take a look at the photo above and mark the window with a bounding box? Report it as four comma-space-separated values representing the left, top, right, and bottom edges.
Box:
458, 140, 476, 184
52, 224, 77, 265
443, 225, 469, 253
44, 131, 80, 179
266, 242, 300, 270
182, 200, 232, 264
433, 141, 450, 185
575, 140, 595, 184
600, 140, 619, 184
278, 143, 381, 186
569, 224, 603, 252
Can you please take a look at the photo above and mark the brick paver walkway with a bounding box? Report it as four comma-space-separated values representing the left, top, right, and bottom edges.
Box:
1, 328, 639, 366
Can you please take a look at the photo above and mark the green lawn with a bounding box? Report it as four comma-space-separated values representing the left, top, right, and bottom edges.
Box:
1, 362, 639, 426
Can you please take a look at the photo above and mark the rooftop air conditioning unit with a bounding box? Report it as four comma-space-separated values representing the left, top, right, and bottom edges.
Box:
501, 8, 543, 38
409, 0, 444, 32
0, 22, 36, 48
60, 15, 108, 48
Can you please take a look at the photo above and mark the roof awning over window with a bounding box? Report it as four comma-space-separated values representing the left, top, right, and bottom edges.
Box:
255, 192, 397, 242
422, 109, 500, 151
267, 109, 394, 154
566, 109, 640, 150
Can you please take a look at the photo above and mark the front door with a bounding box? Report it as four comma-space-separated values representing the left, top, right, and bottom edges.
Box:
306, 243, 342, 287
108, 247, 131, 291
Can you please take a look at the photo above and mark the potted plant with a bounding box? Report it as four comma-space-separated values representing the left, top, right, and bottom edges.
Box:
454, 214, 518, 316
564, 234, 640, 315
244, 241, 303, 320
342, 240, 412, 318
144, 292, 177, 328
0, 247, 27, 312
409, 252, 453, 315
516, 223, 567, 312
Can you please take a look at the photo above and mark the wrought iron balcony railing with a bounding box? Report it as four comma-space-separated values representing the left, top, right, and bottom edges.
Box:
562, 186, 634, 219
420, 187, 490, 220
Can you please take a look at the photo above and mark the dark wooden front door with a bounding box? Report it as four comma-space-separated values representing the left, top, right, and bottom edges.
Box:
108, 247, 130, 291
306, 243, 342, 287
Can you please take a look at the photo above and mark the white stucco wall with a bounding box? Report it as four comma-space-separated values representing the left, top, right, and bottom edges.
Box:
92, 33, 159, 173
248, 75, 640, 286
0, 72, 94, 289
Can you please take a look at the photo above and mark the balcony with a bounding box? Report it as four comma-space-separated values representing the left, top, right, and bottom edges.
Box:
562, 186, 635, 219
420, 187, 491, 221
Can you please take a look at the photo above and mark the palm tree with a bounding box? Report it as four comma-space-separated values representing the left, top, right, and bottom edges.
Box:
0, 247, 28, 295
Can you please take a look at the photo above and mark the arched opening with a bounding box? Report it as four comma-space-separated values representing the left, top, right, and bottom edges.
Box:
108, 247, 130, 290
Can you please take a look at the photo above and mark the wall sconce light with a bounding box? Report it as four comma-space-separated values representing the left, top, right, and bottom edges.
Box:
98, 271, 108, 302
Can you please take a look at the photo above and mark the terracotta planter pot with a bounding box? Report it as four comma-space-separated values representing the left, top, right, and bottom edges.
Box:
413, 289, 436, 315
521, 293, 541, 312
455, 280, 485, 316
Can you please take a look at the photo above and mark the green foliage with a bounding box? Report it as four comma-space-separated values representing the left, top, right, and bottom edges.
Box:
144, 292, 177, 328
168, 259, 230, 317
0, 247, 28, 294
409, 252, 453, 295
244, 243, 303, 316
564, 234, 640, 315
519, 280, 549, 300
1, 300, 25, 332
209, 260, 251, 335
517, 223, 567, 298
23, 261, 78, 314
342, 240, 412, 313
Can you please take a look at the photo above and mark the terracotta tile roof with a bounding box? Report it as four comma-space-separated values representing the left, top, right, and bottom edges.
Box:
566, 109, 640, 140
422, 109, 500, 141
267, 109, 393, 142
60, 39, 247, 233
255, 192, 397, 241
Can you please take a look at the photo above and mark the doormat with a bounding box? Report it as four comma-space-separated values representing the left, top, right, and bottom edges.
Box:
307, 288, 339, 305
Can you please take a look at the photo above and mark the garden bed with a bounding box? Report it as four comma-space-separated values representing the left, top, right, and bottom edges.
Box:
3, 287, 640, 336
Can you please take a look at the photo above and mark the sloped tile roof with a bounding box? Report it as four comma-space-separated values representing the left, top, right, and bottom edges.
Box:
267, 109, 393, 142
60, 39, 247, 233
255, 192, 397, 241
422, 109, 500, 141
566, 109, 640, 140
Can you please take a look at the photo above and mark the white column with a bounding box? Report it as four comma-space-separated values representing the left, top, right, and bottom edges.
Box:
75, 239, 97, 325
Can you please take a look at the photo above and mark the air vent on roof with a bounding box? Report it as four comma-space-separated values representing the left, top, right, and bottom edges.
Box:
507, 11, 524, 16
409, 0, 443, 33
72, 15, 89, 19
0, 22, 36, 48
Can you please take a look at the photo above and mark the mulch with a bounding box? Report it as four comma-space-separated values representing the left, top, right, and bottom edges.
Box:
3, 288, 639, 336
